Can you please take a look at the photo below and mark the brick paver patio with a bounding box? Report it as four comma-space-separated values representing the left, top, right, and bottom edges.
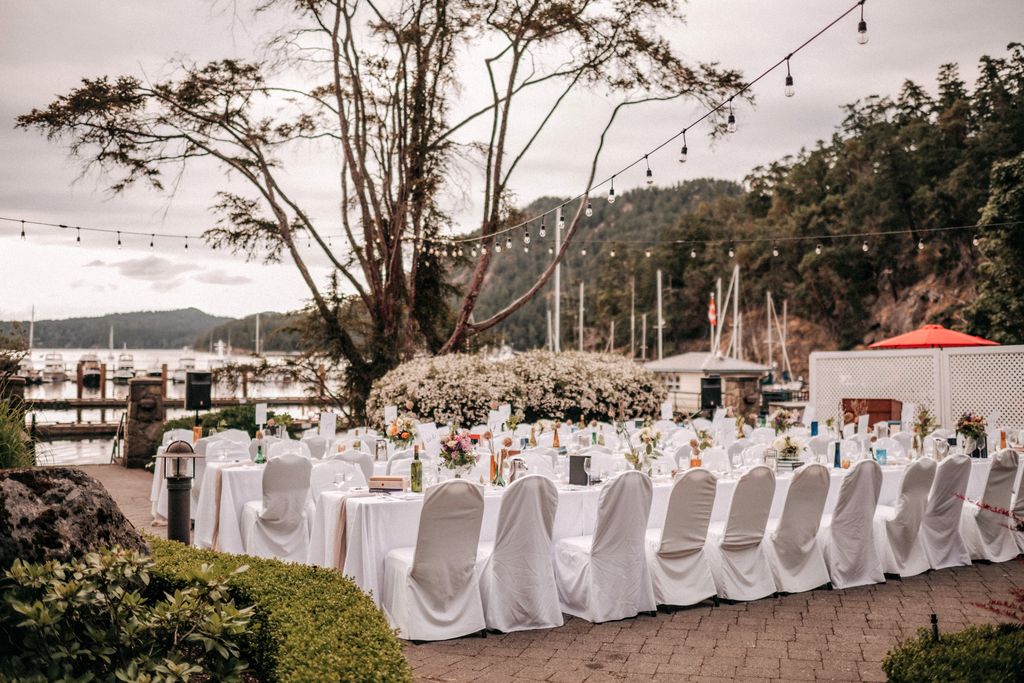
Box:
84, 464, 1023, 682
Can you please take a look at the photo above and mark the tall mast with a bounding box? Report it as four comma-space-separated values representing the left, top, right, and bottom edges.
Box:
656, 269, 664, 360
641, 313, 647, 361
255, 313, 261, 355
629, 276, 636, 358
28, 305, 34, 350
578, 281, 584, 351
553, 206, 562, 353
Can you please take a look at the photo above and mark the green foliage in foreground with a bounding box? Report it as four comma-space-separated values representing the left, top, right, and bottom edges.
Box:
882, 624, 1024, 683
0, 547, 251, 682
0, 393, 34, 469
147, 538, 412, 683
162, 405, 294, 439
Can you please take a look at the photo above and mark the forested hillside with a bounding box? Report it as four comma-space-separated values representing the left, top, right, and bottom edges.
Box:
193, 312, 302, 352
0, 308, 231, 349
473, 46, 1024, 364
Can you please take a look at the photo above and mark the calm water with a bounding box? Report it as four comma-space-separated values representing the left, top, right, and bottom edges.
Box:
22, 348, 322, 464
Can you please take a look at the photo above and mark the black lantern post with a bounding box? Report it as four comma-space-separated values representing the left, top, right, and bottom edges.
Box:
163, 440, 201, 543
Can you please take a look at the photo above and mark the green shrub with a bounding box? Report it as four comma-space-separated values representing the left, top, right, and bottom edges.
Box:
0, 391, 34, 468
147, 537, 412, 683
162, 405, 294, 439
883, 623, 1024, 683
0, 547, 252, 682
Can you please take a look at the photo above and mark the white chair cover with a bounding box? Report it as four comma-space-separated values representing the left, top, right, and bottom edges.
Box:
705, 465, 776, 601
517, 452, 556, 479
1012, 464, 1024, 553
892, 431, 913, 454
742, 444, 767, 467
268, 440, 311, 459
334, 450, 374, 483
842, 424, 855, 439
645, 469, 718, 606
390, 456, 431, 478
302, 436, 331, 459
817, 459, 883, 589
248, 435, 280, 460
873, 437, 905, 460
206, 440, 248, 462
919, 454, 972, 569
673, 444, 692, 469
239, 454, 312, 561
162, 429, 194, 446
872, 457, 936, 576
727, 438, 751, 461
700, 447, 731, 474
749, 427, 775, 444
691, 418, 713, 432
193, 436, 218, 456
554, 471, 655, 622
309, 460, 365, 502
386, 448, 414, 475
216, 429, 251, 445
477, 476, 562, 632
382, 480, 486, 640
960, 449, 1020, 562
764, 464, 830, 594
806, 435, 829, 458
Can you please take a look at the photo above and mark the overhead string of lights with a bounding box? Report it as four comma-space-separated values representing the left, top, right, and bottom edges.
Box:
3, 1, 878, 257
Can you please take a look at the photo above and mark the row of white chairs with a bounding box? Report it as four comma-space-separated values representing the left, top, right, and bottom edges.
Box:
380, 449, 1022, 641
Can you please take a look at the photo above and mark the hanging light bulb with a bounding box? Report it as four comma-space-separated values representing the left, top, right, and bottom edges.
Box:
581, 248, 587, 257
548, 246, 554, 255
972, 234, 980, 247
727, 98, 737, 133
644, 248, 651, 258
481, 244, 488, 254
149, 234, 154, 249
19, 221, 26, 240
495, 241, 502, 253
471, 246, 477, 258
784, 56, 795, 98
610, 248, 616, 258
458, 247, 464, 257
772, 244, 779, 257
184, 236, 189, 250
917, 237, 925, 251
558, 213, 566, 232
117, 231, 122, 249
862, 240, 869, 252
505, 235, 512, 250
728, 244, 735, 259
857, 1, 868, 44
585, 200, 593, 218
523, 245, 529, 253
608, 176, 616, 204
690, 247, 697, 259
679, 129, 688, 164
77, 228, 82, 246
539, 217, 547, 239
524, 228, 531, 245
815, 243, 822, 255
644, 156, 653, 185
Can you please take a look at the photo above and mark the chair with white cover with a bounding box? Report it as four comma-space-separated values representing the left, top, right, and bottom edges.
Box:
700, 447, 731, 475
240, 454, 313, 561
309, 460, 365, 503
206, 439, 249, 462
517, 451, 556, 479
193, 436, 219, 456
842, 423, 855, 439
645, 468, 718, 606
302, 435, 331, 460
892, 431, 913, 455
554, 470, 655, 622
382, 480, 486, 640
268, 439, 311, 459
390, 455, 431, 478
919, 454, 972, 569
673, 444, 693, 469
217, 429, 251, 446
873, 437, 905, 460
386, 448, 414, 475
335, 449, 374, 483
1012, 465, 1024, 553
960, 448, 1020, 563
817, 459, 883, 589
705, 465, 776, 601
872, 457, 936, 577
806, 435, 829, 459
727, 438, 751, 462
162, 429, 194, 446
742, 444, 767, 467
247, 436, 280, 460
764, 464, 831, 594
749, 427, 775, 444
477, 475, 562, 632
691, 418, 713, 432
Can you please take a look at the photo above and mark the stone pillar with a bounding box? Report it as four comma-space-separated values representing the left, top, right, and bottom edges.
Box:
125, 377, 165, 469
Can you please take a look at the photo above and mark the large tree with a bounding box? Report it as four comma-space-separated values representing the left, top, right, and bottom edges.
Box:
18, 0, 742, 416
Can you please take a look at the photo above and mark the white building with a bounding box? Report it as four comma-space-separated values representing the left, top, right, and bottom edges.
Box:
645, 352, 769, 416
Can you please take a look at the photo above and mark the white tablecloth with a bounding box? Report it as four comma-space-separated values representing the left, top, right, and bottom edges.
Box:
329, 460, 990, 606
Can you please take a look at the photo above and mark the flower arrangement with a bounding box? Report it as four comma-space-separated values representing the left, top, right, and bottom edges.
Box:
690, 429, 714, 452
619, 421, 661, 473
386, 416, 416, 448
912, 406, 938, 443
439, 430, 477, 471
506, 410, 524, 431
772, 435, 803, 460
771, 409, 796, 435
956, 412, 987, 440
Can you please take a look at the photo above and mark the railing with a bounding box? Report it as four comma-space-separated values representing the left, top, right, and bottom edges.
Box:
109, 412, 127, 465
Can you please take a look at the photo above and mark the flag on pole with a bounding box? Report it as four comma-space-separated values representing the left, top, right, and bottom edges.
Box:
708, 293, 717, 328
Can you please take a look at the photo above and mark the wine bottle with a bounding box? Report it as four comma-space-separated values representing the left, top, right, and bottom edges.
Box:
254, 430, 266, 464
410, 445, 423, 493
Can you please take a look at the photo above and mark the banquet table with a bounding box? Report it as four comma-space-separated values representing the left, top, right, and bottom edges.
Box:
312, 459, 991, 606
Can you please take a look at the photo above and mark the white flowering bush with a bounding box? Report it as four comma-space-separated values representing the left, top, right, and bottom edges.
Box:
367, 351, 666, 427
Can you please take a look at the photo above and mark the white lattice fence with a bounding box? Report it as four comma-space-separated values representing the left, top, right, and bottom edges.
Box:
809, 350, 940, 424
810, 345, 1024, 431
945, 346, 1024, 430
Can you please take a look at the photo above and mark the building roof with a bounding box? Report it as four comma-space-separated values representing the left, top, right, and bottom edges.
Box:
645, 352, 770, 376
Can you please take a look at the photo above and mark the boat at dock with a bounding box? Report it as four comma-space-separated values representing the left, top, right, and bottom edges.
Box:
80, 353, 102, 389
112, 353, 136, 384
18, 357, 42, 384
42, 353, 67, 382
171, 356, 196, 383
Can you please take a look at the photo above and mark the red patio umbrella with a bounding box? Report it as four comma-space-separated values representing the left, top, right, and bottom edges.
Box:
869, 324, 999, 349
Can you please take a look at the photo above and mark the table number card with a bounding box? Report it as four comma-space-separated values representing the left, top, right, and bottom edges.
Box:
384, 405, 398, 423
498, 403, 512, 422
660, 401, 673, 421
255, 403, 268, 427
319, 411, 337, 439
857, 414, 870, 434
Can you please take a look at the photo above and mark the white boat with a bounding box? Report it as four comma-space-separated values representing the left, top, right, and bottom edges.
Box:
171, 356, 196, 383
42, 352, 67, 382
112, 353, 136, 384
18, 357, 42, 384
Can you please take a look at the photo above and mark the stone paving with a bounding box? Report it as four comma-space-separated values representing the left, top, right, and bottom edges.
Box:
82, 464, 1023, 682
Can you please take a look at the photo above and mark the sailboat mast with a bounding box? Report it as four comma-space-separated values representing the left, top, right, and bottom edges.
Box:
255, 313, 261, 355
28, 305, 34, 350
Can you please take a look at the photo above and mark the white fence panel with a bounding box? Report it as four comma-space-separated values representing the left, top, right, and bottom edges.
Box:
944, 345, 1024, 430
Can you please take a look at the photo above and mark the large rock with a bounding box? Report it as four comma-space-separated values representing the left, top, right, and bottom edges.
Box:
0, 467, 148, 569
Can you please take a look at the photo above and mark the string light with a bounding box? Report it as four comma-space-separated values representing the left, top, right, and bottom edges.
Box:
972, 234, 979, 246
857, 0, 868, 44
644, 248, 651, 258
184, 236, 189, 250
727, 98, 737, 133
458, 247, 464, 257
690, 247, 696, 259
772, 243, 779, 257
77, 228, 81, 246
524, 228, 531, 245
610, 248, 616, 258
539, 217, 547, 238
644, 156, 653, 185
505, 235, 512, 250
917, 237, 925, 250
481, 244, 488, 254
117, 231, 122, 249
581, 247, 587, 256
862, 239, 869, 252
495, 241, 502, 253
150, 234, 154, 248
728, 244, 735, 258
470, 246, 477, 258
784, 56, 795, 98
20, 221, 25, 240
608, 176, 616, 204
548, 246, 554, 255
523, 244, 529, 253
679, 130, 688, 164
815, 243, 822, 255
558, 212, 566, 232
585, 200, 593, 218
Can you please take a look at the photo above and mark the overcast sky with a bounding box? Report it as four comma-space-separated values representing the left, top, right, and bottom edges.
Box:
1, 0, 1021, 322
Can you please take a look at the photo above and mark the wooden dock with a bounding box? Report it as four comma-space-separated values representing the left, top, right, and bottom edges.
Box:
26, 396, 314, 410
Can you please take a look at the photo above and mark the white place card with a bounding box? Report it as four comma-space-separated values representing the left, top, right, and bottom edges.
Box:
803, 405, 816, 424
255, 403, 268, 426
660, 401, 673, 420
857, 414, 870, 434
712, 408, 727, 424
416, 422, 438, 443
487, 410, 501, 428
319, 411, 337, 439
384, 405, 398, 423
498, 403, 512, 421
901, 403, 917, 427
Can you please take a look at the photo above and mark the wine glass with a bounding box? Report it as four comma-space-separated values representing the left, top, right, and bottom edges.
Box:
583, 456, 592, 486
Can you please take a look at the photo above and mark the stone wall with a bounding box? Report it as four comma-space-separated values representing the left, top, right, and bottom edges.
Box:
125, 377, 164, 469
724, 376, 762, 419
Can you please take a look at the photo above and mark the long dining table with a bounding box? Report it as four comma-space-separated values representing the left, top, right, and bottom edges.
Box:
309, 459, 991, 607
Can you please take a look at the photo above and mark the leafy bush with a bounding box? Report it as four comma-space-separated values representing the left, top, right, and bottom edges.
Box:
148, 538, 411, 683
882, 624, 1024, 683
162, 405, 294, 439
367, 350, 667, 427
0, 547, 251, 682
0, 391, 34, 468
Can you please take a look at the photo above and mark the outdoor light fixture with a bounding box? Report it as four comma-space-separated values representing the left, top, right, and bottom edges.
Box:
495, 242, 502, 253
581, 248, 587, 256
727, 99, 737, 133
548, 247, 554, 255
972, 234, 979, 246
815, 243, 822, 255
505, 235, 512, 250
690, 248, 697, 258
857, 1, 868, 44
679, 130, 688, 163
728, 244, 735, 258
77, 228, 82, 246
645, 156, 654, 185
608, 176, 616, 204
539, 218, 547, 238
862, 240, 869, 252
558, 213, 566, 231
150, 234, 154, 248
610, 248, 616, 258
585, 200, 593, 217
772, 244, 779, 257
117, 231, 122, 248
523, 245, 529, 253
644, 248, 651, 258
184, 236, 189, 250
784, 57, 795, 97
163, 440, 203, 544
524, 229, 531, 245
918, 238, 925, 250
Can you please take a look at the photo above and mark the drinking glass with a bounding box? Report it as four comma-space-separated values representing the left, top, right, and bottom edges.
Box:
583, 457, 592, 486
